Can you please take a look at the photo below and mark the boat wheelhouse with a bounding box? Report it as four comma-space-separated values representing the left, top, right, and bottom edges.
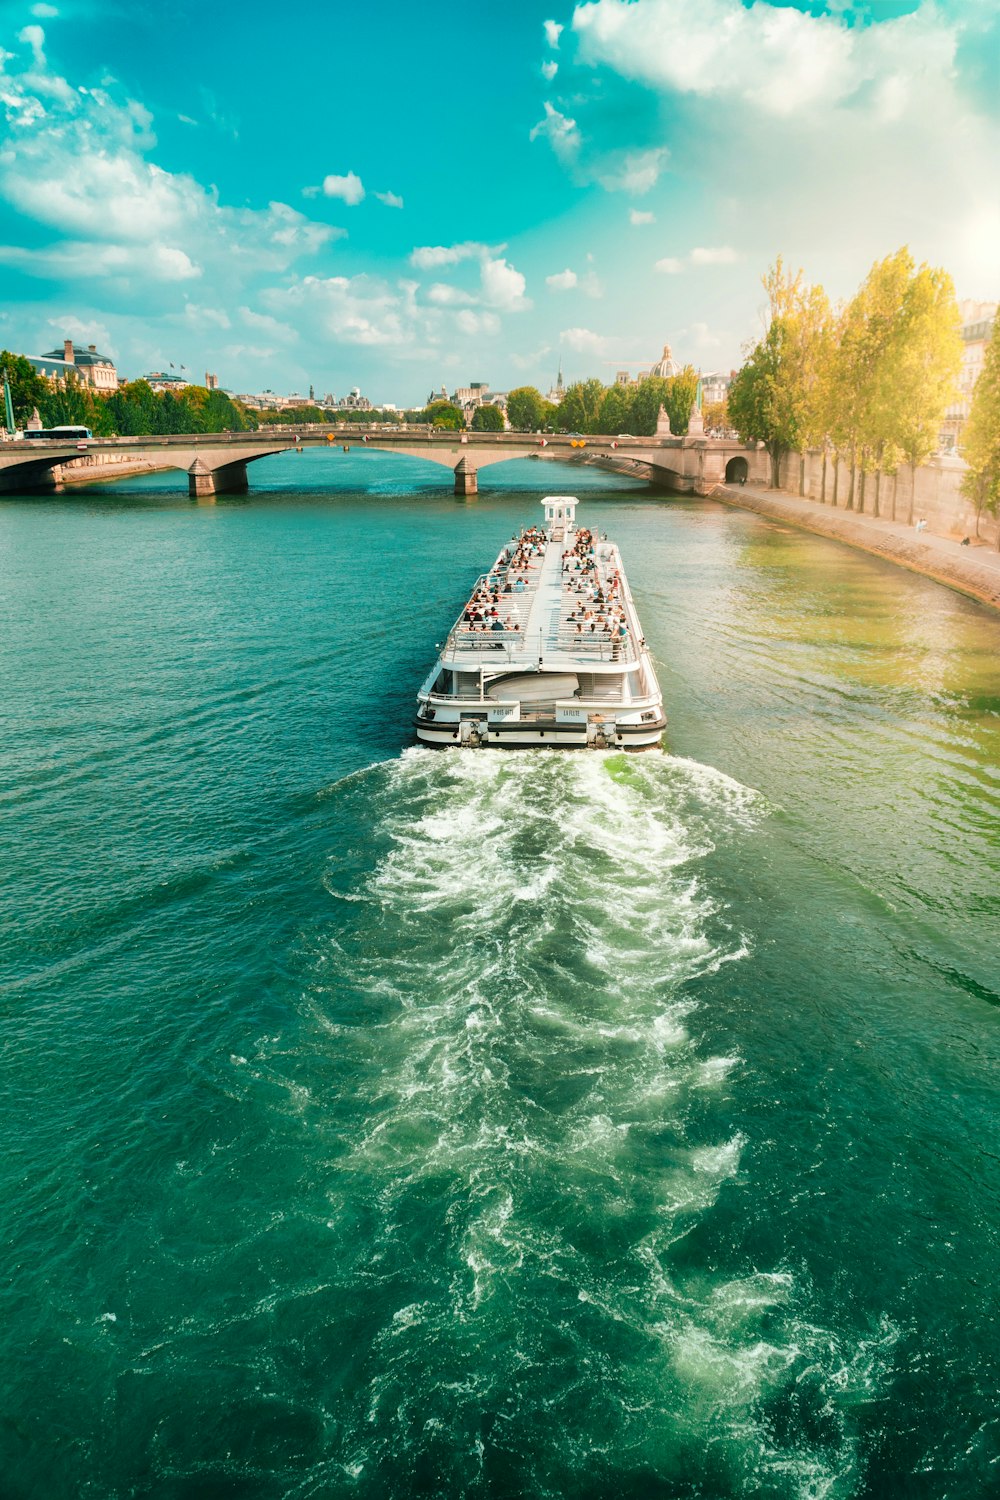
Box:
415, 496, 666, 749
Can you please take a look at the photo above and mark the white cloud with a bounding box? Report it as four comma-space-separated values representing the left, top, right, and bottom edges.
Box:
17, 24, 46, 67
46, 314, 111, 348
0, 50, 341, 299
31, 3, 59, 15
456, 310, 501, 336
427, 282, 476, 306
597, 147, 667, 195
511, 344, 552, 371
629, 209, 655, 225
410, 241, 494, 270
264, 274, 410, 347
480, 256, 530, 312
239, 306, 297, 340
690, 245, 739, 265
0, 241, 201, 281
529, 102, 580, 160
178, 302, 230, 330
571, 0, 955, 119
322, 171, 365, 206
375, 190, 404, 209
542, 60, 558, 81
654, 256, 683, 273
221, 342, 276, 362
546, 268, 578, 290
561, 327, 608, 354
543, 18, 563, 48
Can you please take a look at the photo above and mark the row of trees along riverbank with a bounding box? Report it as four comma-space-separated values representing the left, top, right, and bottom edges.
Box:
0, 356, 259, 435
726, 248, 1000, 538
503, 370, 700, 437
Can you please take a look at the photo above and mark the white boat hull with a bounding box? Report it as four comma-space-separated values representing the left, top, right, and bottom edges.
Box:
413, 714, 666, 751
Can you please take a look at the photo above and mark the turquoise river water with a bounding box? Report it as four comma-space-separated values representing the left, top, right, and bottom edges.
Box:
1, 450, 999, 1499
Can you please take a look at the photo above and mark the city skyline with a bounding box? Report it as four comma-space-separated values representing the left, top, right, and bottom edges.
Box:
0, 0, 997, 404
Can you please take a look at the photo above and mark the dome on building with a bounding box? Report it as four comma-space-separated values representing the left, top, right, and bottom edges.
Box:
648, 343, 680, 380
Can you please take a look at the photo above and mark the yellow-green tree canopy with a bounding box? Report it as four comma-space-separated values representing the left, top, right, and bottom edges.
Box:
961, 311, 1000, 529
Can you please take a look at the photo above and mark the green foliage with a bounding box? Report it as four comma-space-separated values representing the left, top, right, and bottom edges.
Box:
471, 403, 505, 431
823, 249, 960, 511
703, 400, 729, 432
664, 367, 699, 436
506, 386, 545, 431
180, 385, 256, 432
253, 405, 332, 426
625, 376, 670, 436
597, 384, 631, 434
729, 260, 833, 485
961, 312, 1000, 527
39, 377, 114, 435
0, 351, 48, 426
728, 319, 801, 485
556, 378, 604, 433
419, 401, 465, 430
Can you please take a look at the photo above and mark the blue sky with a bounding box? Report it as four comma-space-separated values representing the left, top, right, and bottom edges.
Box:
0, 0, 996, 403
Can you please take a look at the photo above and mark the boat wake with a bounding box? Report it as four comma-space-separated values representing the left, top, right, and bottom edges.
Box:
264, 750, 896, 1496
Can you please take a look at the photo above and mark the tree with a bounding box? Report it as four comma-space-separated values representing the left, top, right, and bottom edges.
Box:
506, 386, 545, 431
664, 367, 699, 436
703, 399, 728, 432
557, 378, 604, 433
471, 403, 504, 431
597, 383, 631, 434
627, 377, 670, 436
961, 312, 1000, 544
825, 250, 960, 515
0, 351, 47, 427
728, 320, 800, 486
39, 376, 113, 435
420, 400, 464, 430
729, 259, 832, 487
892, 264, 961, 520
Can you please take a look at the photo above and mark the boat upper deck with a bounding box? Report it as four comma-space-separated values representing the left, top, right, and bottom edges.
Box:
440, 512, 645, 671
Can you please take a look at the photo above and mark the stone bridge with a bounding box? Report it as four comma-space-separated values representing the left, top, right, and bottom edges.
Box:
0, 427, 768, 498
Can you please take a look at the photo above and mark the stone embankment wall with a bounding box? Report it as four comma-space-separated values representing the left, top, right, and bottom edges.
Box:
774, 449, 996, 548
54, 453, 165, 485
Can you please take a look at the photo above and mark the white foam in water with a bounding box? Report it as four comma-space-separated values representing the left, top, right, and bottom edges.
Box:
283, 750, 896, 1493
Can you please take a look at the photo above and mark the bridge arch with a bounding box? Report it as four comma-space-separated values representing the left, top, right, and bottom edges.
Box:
725, 456, 749, 484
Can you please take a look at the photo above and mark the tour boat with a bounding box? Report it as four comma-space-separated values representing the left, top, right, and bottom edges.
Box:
414, 496, 666, 749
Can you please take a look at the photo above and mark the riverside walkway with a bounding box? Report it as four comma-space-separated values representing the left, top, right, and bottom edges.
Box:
719, 483, 1000, 613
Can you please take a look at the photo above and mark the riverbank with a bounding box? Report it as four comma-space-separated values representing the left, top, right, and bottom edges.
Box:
717, 483, 1000, 612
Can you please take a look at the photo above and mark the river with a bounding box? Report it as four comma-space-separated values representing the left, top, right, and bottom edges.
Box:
1, 450, 998, 1497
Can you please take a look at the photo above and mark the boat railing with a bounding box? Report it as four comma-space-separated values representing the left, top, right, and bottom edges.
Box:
442, 626, 636, 664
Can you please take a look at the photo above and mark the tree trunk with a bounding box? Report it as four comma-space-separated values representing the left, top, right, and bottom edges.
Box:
858, 466, 866, 515
770, 447, 781, 488
874, 469, 881, 519
821, 450, 827, 504
799, 454, 806, 496
908, 463, 916, 525
832, 457, 839, 509
891, 471, 898, 523
847, 458, 856, 511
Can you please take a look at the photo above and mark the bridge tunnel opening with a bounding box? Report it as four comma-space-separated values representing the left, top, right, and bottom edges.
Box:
725, 456, 749, 485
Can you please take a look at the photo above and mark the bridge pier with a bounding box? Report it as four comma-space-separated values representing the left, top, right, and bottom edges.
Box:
187, 458, 249, 500
454, 456, 478, 496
